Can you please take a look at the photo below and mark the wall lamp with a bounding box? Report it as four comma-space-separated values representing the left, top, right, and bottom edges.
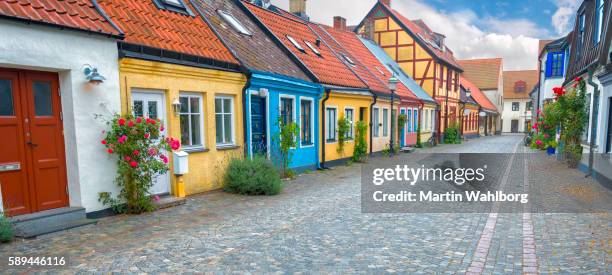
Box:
172, 98, 182, 116
83, 64, 106, 85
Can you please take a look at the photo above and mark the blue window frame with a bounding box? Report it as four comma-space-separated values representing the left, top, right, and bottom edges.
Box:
300, 100, 313, 146
413, 110, 419, 132
594, 0, 605, 44
546, 52, 565, 78
407, 109, 412, 132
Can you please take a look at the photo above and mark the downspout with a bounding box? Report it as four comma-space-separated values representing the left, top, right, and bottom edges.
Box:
320, 89, 331, 170
587, 69, 600, 177
369, 94, 378, 155
242, 72, 253, 158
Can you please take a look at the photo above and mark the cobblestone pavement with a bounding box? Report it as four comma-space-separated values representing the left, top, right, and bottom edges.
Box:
1, 135, 610, 274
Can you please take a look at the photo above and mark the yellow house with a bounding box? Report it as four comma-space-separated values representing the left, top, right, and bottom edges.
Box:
357, 0, 464, 141
100, 0, 246, 197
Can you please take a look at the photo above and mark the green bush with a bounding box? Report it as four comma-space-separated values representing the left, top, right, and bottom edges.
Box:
0, 213, 14, 243
224, 157, 283, 196
352, 121, 368, 162
444, 124, 461, 144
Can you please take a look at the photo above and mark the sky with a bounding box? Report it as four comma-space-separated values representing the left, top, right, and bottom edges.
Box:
269, 0, 581, 71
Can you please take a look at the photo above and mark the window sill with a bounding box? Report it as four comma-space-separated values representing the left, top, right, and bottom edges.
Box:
183, 147, 210, 154
301, 143, 314, 147
217, 145, 240, 151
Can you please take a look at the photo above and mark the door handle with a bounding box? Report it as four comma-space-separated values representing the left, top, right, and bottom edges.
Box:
27, 141, 38, 148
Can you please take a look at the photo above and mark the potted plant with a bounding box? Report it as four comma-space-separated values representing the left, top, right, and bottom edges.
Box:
547, 140, 557, 155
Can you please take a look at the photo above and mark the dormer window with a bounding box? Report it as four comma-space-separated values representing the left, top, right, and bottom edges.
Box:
514, 81, 526, 93
304, 41, 321, 57
218, 10, 252, 36
153, 0, 194, 16
342, 54, 355, 66
286, 35, 305, 53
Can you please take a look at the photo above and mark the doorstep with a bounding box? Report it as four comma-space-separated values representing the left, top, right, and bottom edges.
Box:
10, 207, 97, 239
153, 195, 187, 210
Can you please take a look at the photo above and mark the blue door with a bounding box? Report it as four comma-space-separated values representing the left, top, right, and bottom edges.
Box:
251, 95, 267, 155
400, 108, 406, 147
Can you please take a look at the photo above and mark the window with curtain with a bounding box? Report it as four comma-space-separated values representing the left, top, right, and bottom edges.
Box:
215, 96, 234, 146
280, 97, 294, 125
345, 108, 354, 139
179, 93, 204, 148
300, 100, 312, 146
326, 107, 337, 142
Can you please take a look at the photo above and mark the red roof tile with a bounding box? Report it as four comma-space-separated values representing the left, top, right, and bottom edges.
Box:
98, 0, 237, 65
0, 0, 121, 37
242, 1, 367, 89
317, 24, 420, 102
379, 2, 463, 71
457, 58, 503, 90
460, 76, 498, 113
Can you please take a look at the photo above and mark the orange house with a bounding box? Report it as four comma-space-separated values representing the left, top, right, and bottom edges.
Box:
356, 0, 463, 141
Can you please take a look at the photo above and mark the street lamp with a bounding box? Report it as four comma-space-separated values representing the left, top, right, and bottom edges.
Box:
388, 75, 399, 156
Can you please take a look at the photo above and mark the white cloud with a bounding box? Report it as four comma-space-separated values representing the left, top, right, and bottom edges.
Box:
551, 0, 580, 36
269, 0, 553, 70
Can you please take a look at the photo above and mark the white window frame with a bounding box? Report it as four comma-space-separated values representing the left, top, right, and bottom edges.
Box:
215, 95, 235, 147
218, 10, 252, 36
344, 107, 355, 140
287, 35, 305, 52
299, 97, 315, 148
304, 41, 321, 56
179, 92, 205, 151
430, 109, 435, 131
325, 106, 338, 143
373, 107, 380, 137
279, 94, 297, 125
382, 108, 389, 137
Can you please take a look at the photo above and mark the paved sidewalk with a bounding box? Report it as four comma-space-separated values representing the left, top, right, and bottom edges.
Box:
0, 135, 609, 273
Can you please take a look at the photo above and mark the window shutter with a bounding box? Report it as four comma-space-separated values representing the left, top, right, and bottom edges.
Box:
545, 52, 553, 77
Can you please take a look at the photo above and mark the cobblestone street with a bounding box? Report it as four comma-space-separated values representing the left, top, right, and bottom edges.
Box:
1, 135, 610, 274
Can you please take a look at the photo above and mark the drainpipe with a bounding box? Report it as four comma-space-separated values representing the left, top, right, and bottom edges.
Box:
369, 94, 378, 155
587, 70, 600, 177
320, 89, 331, 169
241, 72, 253, 158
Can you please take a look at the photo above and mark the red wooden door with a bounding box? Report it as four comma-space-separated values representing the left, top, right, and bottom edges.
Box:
0, 69, 68, 216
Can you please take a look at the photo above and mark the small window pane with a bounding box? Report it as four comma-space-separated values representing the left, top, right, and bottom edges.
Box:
223, 98, 231, 114
133, 100, 144, 117
33, 81, 53, 116
180, 114, 190, 145
191, 114, 201, 145
148, 101, 158, 119
223, 114, 232, 143
215, 114, 223, 143
190, 97, 200, 113
0, 79, 14, 116
215, 98, 222, 113
180, 97, 189, 113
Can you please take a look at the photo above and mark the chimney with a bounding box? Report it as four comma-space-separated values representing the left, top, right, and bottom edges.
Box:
290, 0, 309, 20
379, 0, 391, 6
333, 16, 347, 31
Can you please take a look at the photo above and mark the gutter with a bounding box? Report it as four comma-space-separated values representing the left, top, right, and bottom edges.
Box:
369, 94, 378, 155
241, 71, 253, 158
320, 89, 332, 169
587, 69, 600, 177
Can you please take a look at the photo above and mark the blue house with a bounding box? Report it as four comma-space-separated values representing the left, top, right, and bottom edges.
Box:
193, 0, 322, 171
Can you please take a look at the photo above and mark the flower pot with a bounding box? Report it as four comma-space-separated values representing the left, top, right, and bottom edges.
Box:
547, 146, 556, 155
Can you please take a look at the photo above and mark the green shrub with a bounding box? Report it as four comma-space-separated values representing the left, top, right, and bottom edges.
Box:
224, 157, 283, 196
415, 126, 423, 148
444, 124, 461, 144
0, 213, 14, 243
337, 116, 351, 155
352, 121, 368, 162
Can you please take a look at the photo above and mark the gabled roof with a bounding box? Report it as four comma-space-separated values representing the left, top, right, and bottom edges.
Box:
241, 1, 367, 89
192, 0, 310, 81
357, 1, 463, 72
317, 24, 421, 102
361, 37, 436, 104
503, 70, 539, 100
460, 76, 498, 113
0, 0, 122, 38
456, 58, 503, 91
313, 24, 392, 95
98, 0, 238, 66
538, 40, 554, 56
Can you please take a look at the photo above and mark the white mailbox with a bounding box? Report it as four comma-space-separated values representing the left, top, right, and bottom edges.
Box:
173, 151, 189, 175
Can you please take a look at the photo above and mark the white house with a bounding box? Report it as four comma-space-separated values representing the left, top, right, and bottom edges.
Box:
501, 70, 538, 133
536, 37, 571, 111
0, 1, 123, 227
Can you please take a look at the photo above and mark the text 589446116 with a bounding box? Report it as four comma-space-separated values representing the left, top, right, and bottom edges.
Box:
7, 256, 66, 267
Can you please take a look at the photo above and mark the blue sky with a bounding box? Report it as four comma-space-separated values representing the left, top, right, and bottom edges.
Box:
270, 0, 581, 70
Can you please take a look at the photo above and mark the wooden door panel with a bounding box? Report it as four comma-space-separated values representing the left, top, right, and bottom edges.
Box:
24, 72, 68, 212
0, 70, 32, 216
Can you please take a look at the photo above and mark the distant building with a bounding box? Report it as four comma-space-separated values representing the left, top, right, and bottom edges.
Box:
501, 71, 539, 133
457, 58, 504, 134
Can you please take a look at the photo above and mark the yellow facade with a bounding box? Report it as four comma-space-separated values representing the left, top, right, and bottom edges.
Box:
372, 99, 393, 153
119, 58, 246, 196
320, 91, 372, 162
420, 102, 438, 142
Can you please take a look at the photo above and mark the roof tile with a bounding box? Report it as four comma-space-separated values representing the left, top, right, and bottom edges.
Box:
503, 70, 539, 100
98, 0, 238, 65
460, 76, 498, 113
0, 0, 121, 36
457, 58, 503, 90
